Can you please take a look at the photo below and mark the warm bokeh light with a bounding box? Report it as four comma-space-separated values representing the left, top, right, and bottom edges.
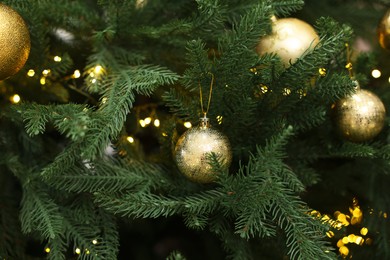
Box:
73, 69, 81, 79
45, 247, 51, 253
40, 77, 46, 85
42, 69, 51, 76
154, 119, 160, 127
139, 119, 146, 127
339, 246, 349, 256
27, 69, 35, 77
54, 56, 62, 62
126, 136, 134, 143
94, 65, 103, 74
371, 69, 381, 78
10, 94, 21, 104
216, 115, 223, 125
144, 117, 152, 125
75, 248, 81, 254
360, 227, 368, 236
184, 122, 192, 128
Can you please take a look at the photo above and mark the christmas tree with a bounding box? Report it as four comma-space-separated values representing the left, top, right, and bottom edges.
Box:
1, 0, 390, 259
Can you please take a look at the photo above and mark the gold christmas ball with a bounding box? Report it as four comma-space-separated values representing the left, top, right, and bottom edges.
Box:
256, 17, 319, 66
0, 3, 31, 80
378, 9, 390, 51
174, 118, 232, 183
332, 89, 386, 142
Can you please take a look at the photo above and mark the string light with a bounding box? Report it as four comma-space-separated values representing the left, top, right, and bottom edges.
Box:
27, 69, 35, 77
154, 119, 160, 127
73, 70, 81, 79
371, 69, 381, 78
283, 88, 291, 96
144, 117, 152, 125
94, 65, 103, 74
184, 122, 192, 128
10, 94, 21, 104
260, 85, 269, 94
45, 247, 51, 253
216, 115, 223, 125
139, 119, 146, 127
92, 239, 98, 245
319, 68, 327, 76
53, 56, 62, 62
42, 69, 51, 76
126, 136, 134, 143
75, 248, 81, 254
40, 77, 46, 85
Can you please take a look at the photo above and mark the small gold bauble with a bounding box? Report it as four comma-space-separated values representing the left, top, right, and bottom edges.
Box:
0, 3, 31, 80
174, 117, 232, 183
256, 17, 319, 66
332, 89, 386, 142
378, 9, 390, 51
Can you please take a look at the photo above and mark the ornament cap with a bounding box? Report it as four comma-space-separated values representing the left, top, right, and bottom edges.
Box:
199, 115, 210, 129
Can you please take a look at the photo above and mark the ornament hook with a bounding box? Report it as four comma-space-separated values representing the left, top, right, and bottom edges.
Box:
345, 43, 355, 80
199, 72, 214, 118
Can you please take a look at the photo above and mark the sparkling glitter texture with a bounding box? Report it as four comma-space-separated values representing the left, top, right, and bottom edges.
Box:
175, 118, 232, 183
256, 18, 319, 66
0, 3, 31, 80
332, 89, 386, 142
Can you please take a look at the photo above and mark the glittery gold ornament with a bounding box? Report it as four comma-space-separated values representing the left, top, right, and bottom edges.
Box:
332, 88, 386, 142
256, 17, 319, 66
378, 9, 390, 51
174, 117, 232, 183
0, 3, 31, 80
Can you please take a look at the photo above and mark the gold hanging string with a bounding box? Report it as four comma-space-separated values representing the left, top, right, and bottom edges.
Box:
199, 72, 214, 118
345, 43, 360, 89
345, 43, 354, 79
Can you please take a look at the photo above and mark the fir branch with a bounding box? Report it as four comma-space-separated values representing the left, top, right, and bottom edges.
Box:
20, 183, 64, 240
18, 103, 91, 141
274, 17, 353, 92
95, 189, 224, 219
329, 142, 376, 158
166, 250, 187, 260
18, 104, 50, 136
270, 188, 337, 260
209, 217, 254, 260
80, 64, 179, 159
183, 213, 209, 230
162, 88, 199, 120
47, 159, 163, 193
47, 235, 67, 260
96, 209, 120, 259
271, 0, 305, 16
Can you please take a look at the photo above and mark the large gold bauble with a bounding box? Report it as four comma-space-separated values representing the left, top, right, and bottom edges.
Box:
174, 118, 232, 183
256, 18, 319, 66
332, 89, 386, 142
378, 9, 390, 51
0, 3, 31, 80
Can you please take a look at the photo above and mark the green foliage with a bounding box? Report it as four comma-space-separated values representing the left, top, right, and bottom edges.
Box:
2, 0, 390, 259
20, 182, 64, 240
166, 250, 187, 260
